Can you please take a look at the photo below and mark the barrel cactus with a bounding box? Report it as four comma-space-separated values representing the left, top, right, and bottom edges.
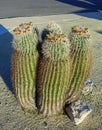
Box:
65, 26, 92, 104
37, 32, 71, 116
11, 22, 93, 122
12, 22, 39, 112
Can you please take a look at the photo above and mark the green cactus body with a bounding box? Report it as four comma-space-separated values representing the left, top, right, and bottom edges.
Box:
37, 33, 70, 116
12, 22, 38, 112
65, 26, 92, 103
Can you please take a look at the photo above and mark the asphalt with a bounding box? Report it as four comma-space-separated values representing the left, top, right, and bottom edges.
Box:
0, 0, 102, 19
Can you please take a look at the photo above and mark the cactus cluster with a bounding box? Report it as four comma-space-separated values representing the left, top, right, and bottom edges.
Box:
11, 22, 92, 116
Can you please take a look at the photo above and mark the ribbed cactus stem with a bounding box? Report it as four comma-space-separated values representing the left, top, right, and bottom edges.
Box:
37, 33, 70, 116
12, 22, 39, 112
65, 26, 92, 103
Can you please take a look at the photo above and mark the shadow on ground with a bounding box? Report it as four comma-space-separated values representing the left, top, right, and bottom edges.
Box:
0, 25, 13, 91
56, 0, 102, 20
96, 30, 102, 34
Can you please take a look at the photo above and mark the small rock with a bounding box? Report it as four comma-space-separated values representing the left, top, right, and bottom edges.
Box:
43, 121, 48, 126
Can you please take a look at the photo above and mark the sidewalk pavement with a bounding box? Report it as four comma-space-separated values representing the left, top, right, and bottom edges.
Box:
0, 12, 102, 34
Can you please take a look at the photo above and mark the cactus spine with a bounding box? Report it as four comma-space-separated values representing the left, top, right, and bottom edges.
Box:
37, 33, 71, 116
12, 22, 39, 112
65, 26, 92, 103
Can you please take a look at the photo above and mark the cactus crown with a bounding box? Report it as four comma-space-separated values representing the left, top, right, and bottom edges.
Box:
13, 22, 38, 54
13, 22, 33, 35
71, 25, 89, 35
69, 26, 91, 50
42, 32, 69, 62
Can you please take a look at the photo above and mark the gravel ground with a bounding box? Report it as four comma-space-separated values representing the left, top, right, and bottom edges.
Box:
0, 15, 102, 130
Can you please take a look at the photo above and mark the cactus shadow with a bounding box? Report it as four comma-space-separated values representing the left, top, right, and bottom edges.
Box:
41, 29, 49, 41
0, 25, 13, 91
37, 28, 49, 55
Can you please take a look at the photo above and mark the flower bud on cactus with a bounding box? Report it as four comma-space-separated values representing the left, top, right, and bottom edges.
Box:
12, 22, 39, 112
41, 22, 62, 40
65, 26, 92, 103
37, 32, 71, 116
13, 22, 38, 54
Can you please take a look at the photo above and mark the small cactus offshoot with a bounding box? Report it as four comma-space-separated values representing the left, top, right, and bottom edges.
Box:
12, 22, 39, 112
41, 22, 62, 40
45, 21, 62, 34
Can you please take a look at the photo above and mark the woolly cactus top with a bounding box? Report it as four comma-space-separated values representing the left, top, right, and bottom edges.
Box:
42, 32, 69, 62
69, 26, 91, 50
12, 22, 38, 54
